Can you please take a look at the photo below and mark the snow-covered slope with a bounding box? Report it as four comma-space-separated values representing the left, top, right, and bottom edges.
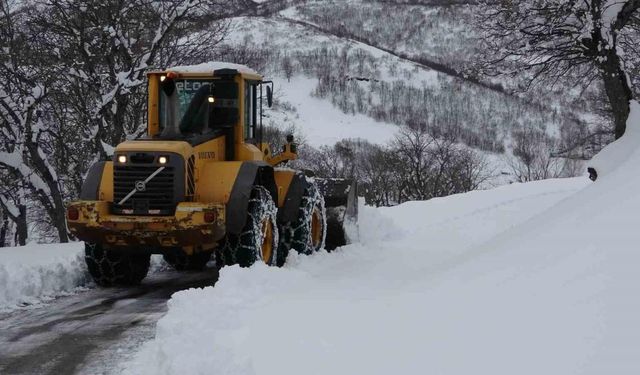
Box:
271, 77, 398, 145
125, 103, 640, 374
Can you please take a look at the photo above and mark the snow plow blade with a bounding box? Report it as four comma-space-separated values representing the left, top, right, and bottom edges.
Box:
316, 178, 358, 250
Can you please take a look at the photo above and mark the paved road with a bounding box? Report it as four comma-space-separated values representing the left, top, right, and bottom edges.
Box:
0, 269, 219, 375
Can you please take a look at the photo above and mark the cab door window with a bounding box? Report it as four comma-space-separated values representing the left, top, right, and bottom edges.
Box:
244, 82, 258, 140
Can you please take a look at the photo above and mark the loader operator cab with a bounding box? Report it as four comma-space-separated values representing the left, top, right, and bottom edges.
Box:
153, 68, 273, 160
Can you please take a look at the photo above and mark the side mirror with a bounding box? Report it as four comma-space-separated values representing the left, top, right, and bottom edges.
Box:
266, 85, 273, 108
285, 134, 297, 154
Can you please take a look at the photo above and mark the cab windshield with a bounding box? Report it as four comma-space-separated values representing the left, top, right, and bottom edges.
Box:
158, 78, 239, 137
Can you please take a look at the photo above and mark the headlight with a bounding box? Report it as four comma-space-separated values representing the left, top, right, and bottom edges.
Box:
158, 156, 168, 164
117, 155, 127, 163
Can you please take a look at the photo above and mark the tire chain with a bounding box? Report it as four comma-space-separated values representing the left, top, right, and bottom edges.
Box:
277, 179, 327, 266
84, 243, 150, 286
217, 186, 279, 268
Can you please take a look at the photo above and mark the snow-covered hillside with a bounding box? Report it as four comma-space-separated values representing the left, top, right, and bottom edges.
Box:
270, 77, 399, 145
214, 1, 594, 182
219, 6, 584, 159
123, 104, 640, 374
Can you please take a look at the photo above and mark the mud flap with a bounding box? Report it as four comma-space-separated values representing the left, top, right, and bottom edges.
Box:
316, 178, 358, 250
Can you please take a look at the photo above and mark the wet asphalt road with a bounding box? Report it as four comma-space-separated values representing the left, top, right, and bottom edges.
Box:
0, 269, 219, 375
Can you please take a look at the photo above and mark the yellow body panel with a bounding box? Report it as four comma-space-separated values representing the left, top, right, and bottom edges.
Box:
196, 162, 244, 204
67, 201, 225, 251
148, 75, 160, 136
193, 137, 226, 162
274, 169, 297, 208
266, 143, 298, 166
98, 161, 114, 202
237, 143, 264, 161
116, 140, 192, 155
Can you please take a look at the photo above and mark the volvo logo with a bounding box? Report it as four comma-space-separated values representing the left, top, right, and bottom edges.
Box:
117, 166, 165, 206
135, 180, 146, 192
198, 151, 215, 159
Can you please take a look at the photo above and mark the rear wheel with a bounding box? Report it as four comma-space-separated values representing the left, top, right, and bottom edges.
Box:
163, 248, 212, 271
219, 186, 279, 268
84, 243, 150, 287
277, 181, 326, 266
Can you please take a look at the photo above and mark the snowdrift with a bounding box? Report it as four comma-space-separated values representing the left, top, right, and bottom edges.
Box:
0, 244, 171, 312
0, 242, 89, 311
125, 103, 640, 375
124, 177, 588, 374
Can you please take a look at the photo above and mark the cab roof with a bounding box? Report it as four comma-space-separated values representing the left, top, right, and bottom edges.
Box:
147, 61, 262, 80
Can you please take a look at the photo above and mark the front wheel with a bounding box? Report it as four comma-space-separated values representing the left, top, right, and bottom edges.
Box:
278, 181, 326, 266
84, 243, 150, 287
219, 186, 279, 268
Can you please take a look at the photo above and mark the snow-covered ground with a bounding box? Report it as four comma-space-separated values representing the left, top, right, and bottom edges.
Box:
124, 103, 640, 375
0, 243, 169, 312
123, 178, 589, 374
0, 242, 89, 311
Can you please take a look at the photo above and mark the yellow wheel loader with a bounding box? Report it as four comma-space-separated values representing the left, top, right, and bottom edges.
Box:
66, 63, 357, 286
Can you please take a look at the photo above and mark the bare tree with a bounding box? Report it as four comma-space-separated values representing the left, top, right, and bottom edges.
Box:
358, 143, 401, 207
474, 0, 640, 138
392, 125, 435, 200
0, 0, 231, 243
0, 0, 69, 241
507, 125, 580, 182
0, 208, 8, 247
30, 0, 226, 158
0, 171, 28, 245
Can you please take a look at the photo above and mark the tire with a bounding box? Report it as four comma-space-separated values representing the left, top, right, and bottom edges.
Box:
218, 186, 279, 268
277, 181, 326, 266
84, 243, 150, 287
163, 249, 212, 271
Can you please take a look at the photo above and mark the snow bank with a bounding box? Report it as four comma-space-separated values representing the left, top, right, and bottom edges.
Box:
0, 243, 173, 312
125, 176, 592, 375
0, 242, 89, 311
588, 100, 640, 178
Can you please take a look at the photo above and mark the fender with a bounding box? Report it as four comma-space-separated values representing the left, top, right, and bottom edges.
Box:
80, 161, 109, 200
196, 161, 277, 234
225, 161, 277, 234
274, 170, 308, 224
